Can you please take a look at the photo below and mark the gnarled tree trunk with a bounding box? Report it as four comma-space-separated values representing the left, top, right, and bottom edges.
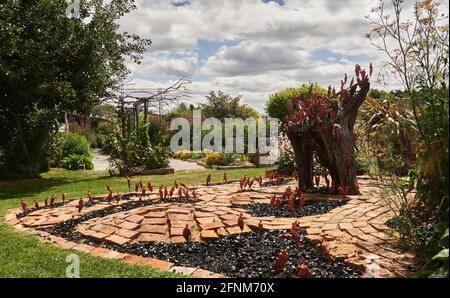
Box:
286, 65, 371, 195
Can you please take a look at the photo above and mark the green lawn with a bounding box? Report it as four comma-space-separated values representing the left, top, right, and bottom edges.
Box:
0, 167, 272, 278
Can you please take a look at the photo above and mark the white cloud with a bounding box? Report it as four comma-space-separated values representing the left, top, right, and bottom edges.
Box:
116, 0, 432, 112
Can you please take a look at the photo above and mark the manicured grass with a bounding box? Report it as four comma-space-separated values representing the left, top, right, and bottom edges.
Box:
0, 167, 272, 278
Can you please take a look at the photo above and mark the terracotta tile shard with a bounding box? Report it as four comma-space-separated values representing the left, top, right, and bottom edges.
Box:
140, 224, 168, 234
306, 227, 322, 235
138, 233, 170, 243
191, 268, 226, 278
105, 234, 131, 245
115, 228, 139, 239
168, 213, 193, 221
339, 222, 354, 230
119, 221, 140, 230
322, 223, 338, 231
216, 227, 229, 237
200, 230, 219, 240
126, 214, 144, 224
91, 224, 118, 235
141, 217, 167, 225
144, 211, 166, 218
305, 235, 323, 245
196, 217, 220, 225
171, 236, 187, 244
170, 266, 197, 276
73, 243, 95, 253
91, 247, 125, 259
194, 212, 216, 218
122, 255, 174, 271
200, 222, 225, 230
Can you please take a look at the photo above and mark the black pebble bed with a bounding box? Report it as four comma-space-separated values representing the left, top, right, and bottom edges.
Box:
116, 230, 362, 278
232, 200, 347, 218
46, 198, 361, 278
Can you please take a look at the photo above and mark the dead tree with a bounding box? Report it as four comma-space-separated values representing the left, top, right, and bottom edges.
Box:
285, 65, 372, 194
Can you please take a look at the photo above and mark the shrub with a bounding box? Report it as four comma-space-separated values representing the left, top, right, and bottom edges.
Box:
145, 144, 171, 170
191, 152, 206, 160
203, 153, 236, 167
173, 151, 193, 160
204, 152, 223, 166
61, 154, 93, 170
60, 133, 91, 158
277, 151, 296, 170
48, 133, 91, 167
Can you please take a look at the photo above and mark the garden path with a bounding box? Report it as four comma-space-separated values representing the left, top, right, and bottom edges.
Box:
92, 148, 111, 171
169, 159, 205, 171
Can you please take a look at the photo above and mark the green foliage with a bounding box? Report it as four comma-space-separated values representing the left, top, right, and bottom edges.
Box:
417, 224, 449, 278
200, 91, 260, 120
191, 152, 206, 160
173, 151, 193, 160
203, 153, 237, 167
61, 154, 93, 170
277, 151, 297, 170
0, 0, 150, 178
265, 84, 327, 123
60, 133, 91, 159
144, 144, 171, 170
107, 119, 171, 175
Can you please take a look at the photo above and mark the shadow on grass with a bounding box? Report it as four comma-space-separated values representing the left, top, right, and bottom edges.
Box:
0, 172, 116, 201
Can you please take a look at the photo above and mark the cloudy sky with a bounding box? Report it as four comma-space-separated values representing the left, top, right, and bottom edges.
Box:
116, 0, 435, 113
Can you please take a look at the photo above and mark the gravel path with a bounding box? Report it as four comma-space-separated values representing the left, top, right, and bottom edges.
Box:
92, 150, 204, 172
92, 148, 111, 171
169, 159, 205, 171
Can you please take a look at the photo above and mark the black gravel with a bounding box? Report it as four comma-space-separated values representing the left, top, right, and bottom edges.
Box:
232, 200, 347, 218
110, 230, 361, 278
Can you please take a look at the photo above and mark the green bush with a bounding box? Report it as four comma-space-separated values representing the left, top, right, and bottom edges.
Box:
417, 224, 449, 278
191, 152, 206, 160
203, 152, 236, 166
60, 133, 91, 158
277, 151, 296, 170
145, 144, 171, 170
61, 154, 93, 170
48, 133, 91, 167
203, 152, 223, 166
173, 151, 193, 160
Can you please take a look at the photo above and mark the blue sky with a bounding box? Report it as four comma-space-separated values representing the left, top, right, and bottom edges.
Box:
118, 0, 441, 113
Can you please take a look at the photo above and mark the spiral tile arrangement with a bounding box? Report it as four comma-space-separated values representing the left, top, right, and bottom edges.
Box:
5, 176, 419, 278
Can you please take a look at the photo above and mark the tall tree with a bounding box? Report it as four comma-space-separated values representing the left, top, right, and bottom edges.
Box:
0, 0, 150, 177
200, 91, 259, 120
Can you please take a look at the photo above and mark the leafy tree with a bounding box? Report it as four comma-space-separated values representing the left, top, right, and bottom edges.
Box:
266, 85, 326, 124
200, 91, 259, 120
0, 0, 150, 178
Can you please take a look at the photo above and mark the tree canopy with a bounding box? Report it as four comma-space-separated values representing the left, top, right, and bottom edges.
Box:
200, 91, 259, 120
266, 84, 326, 124
0, 0, 150, 177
